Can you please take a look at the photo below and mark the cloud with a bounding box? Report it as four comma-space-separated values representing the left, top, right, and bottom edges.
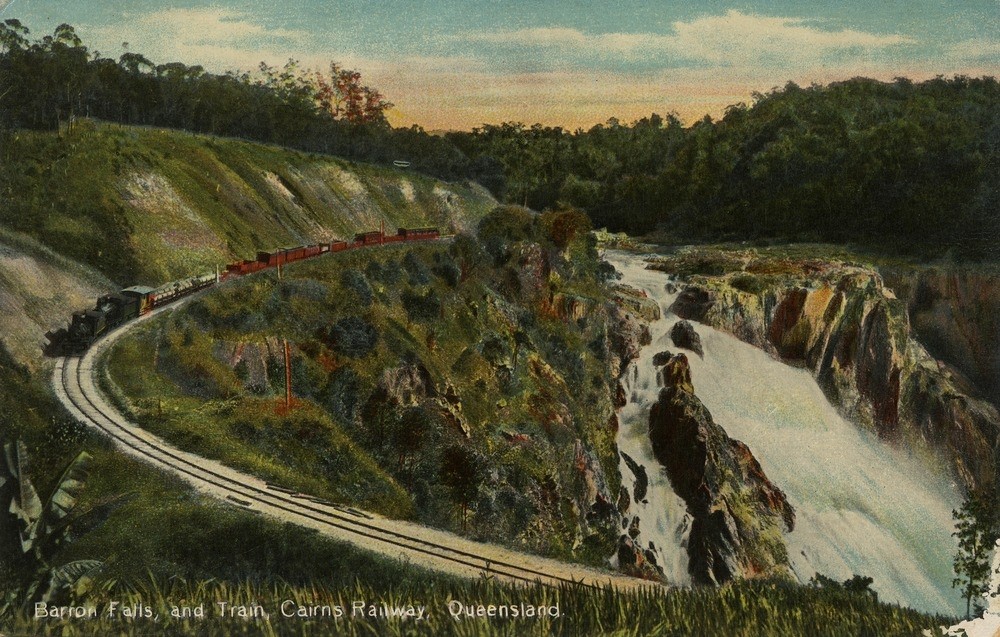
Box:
68, 7, 990, 132
81, 8, 312, 72
134, 8, 307, 47
671, 10, 914, 66
461, 10, 916, 68
945, 38, 1000, 66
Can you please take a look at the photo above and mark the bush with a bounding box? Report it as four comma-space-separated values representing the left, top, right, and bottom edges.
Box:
328, 316, 379, 358
367, 258, 402, 285
403, 251, 431, 285
322, 366, 362, 425
402, 289, 442, 324
477, 205, 537, 264
340, 268, 373, 307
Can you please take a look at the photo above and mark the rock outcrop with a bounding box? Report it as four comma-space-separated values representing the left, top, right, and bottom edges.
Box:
551, 292, 596, 323
616, 535, 663, 580
613, 284, 662, 321
890, 268, 1000, 410
649, 353, 794, 585
607, 304, 652, 376
669, 320, 704, 357
652, 350, 673, 367
666, 254, 999, 493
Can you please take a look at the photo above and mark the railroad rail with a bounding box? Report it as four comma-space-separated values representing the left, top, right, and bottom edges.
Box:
52, 298, 660, 593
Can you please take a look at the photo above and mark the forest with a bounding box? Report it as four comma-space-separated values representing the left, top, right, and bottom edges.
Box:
2, 20, 997, 258
450, 78, 1000, 259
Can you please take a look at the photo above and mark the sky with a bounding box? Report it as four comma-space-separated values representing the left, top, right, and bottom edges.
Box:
2, 0, 998, 130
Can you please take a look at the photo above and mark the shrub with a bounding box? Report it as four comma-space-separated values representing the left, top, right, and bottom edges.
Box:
340, 268, 373, 307
403, 251, 430, 285
402, 289, 441, 324
328, 316, 379, 358
322, 366, 362, 425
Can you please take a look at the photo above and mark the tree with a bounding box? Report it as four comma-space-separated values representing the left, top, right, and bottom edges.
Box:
401, 289, 441, 325
953, 491, 999, 619
312, 61, 392, 124
0, 441, 121, 608
440, 444, 481, 532
391, 406, 432, 479
327, 316, 379, 358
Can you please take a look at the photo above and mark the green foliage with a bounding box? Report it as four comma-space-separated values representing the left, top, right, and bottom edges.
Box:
0, 439, 116, 610
1, 574, 952, 636
455, 78, 1000, 259
401, 288, 442, 324
440, 444, 482, 531
0, 23, 480, 181
478, 205, 538, 264
449, 233, 487, 282
328, 316, 379, 359
952, 491, 999, 618
321, 366, 362, 425
402, 250, 431, 285
339, 268, 373, 308
810, 572, 879, 602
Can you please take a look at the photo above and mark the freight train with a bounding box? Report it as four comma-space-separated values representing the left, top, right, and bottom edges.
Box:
44, 226, 440, 356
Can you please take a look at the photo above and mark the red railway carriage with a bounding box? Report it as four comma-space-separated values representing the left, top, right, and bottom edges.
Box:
354, 231, 384, 245
45, 226, 441, 357
397, 227, 440, 241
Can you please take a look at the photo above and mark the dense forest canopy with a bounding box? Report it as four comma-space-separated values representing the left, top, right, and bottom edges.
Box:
1, 21, 997, 258
0, 20, 472, 180
451, 78, 1000, 259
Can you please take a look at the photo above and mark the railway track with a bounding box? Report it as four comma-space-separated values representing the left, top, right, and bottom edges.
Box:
51, 301, 660, 593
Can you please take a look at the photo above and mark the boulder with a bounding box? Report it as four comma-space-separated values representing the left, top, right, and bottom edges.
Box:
616, 485, 630, 516
671, 286, 714, 322
613, 285, 662, 321
616, 535, 663, 581
620, 451, 648, 503
648, 353, 794, 585
670, 320, 704, 357
608, 305, 652, 375
652, 350, 673, 366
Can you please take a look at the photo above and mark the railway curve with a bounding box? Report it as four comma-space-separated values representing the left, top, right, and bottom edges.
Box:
51, 295, 660, 593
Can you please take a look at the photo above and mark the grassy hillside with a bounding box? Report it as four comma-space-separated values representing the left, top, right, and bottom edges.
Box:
0, 226, 113, 367
0, 119, 496, 286
0, 120, 494, 365
103, 217, 624, 564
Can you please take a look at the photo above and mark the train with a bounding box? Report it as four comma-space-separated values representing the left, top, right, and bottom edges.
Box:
44, 226, 441, 357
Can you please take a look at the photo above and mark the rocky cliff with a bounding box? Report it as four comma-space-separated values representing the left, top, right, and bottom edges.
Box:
884, 267, 1000, 411
649, 352, 794, 585
658, 250, 999, 493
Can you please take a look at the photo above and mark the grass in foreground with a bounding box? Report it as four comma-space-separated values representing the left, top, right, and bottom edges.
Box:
5, 575, 953, 637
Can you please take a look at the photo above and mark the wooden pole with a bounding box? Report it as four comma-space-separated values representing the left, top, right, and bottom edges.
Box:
284, 339, 292, 410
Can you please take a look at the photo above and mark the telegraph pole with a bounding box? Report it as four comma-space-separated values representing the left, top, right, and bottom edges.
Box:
283, 339, 292, 410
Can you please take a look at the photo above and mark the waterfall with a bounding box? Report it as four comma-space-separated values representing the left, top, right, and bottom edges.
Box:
606, 250, 964, 615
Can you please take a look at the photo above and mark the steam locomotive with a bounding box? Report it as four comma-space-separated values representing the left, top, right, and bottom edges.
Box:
44, 226, 440, 356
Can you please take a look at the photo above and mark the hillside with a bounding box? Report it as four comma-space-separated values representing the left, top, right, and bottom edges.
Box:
0, 120, 496, 285
0, 120, 495, 364
101, 210, 627, 566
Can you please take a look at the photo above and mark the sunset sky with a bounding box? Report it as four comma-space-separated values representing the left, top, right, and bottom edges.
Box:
3, 1, 997, 130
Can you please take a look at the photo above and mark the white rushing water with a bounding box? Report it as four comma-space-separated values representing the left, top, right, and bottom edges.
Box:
606, 250, 964, 615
